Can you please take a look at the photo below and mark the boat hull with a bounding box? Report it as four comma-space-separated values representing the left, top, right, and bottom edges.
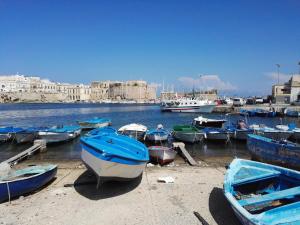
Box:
81, 146, 146, 180
145, 133, 169, 142
194, 120, 225, 128
205, 132, 230, 142
254, 130, 292, 140
173, 131, 204, 143
14, 132, 36, 144
148, 147, 177, 165
37, 130, 81, 144
247, 134, 300, 169
0, 166, 57, 202
233, 130, 254, 141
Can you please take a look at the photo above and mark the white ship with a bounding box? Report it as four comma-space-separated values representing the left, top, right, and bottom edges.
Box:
161, 98, 216, 113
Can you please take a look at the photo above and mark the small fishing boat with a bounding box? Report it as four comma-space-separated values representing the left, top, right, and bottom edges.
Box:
148, 146, 177, 165
247, 134, 300, 168
250, 124, 292, 140
172, 125, 205, 143
192, 116, 226, 128
284, 108, 300, 117
145, 124, 169, 142
80, 133, 149, 187
37, 126, 82, 144
86, 127, 117, 136
255, 109, 276, 117
224, 158, 300, 225
0, 164, 57, 202
203, 127, 232, 142
14, 127, 48, 144
118, 123, 148, 141
77, 118, 112, 130
0, 127, 23, 142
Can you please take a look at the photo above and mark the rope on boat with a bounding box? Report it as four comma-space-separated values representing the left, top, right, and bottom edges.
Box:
6, 182, 11, 203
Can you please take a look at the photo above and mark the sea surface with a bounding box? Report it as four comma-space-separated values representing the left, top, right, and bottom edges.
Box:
0, 103, 299, 163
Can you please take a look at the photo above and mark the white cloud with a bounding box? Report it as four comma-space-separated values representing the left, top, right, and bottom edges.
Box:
265, 72, 291, 84
177, 75, 237, 91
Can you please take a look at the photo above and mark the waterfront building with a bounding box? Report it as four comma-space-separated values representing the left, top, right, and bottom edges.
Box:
91, 81, 111, 101
272, 75, 300, 103
67, 84, 91, 102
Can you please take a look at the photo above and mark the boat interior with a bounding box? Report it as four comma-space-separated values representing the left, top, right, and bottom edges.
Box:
232, 167, 300, 215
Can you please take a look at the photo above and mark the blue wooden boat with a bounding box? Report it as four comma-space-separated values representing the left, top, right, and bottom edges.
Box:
0, 127, 23, 142
224, 158, 300, 225
37, 125, 81, 144
0, 164, 57, 202
145, 125, 169, 142
247, 134, 300, 169
80, 132, 149, 187
203, 127, 232, 142
86, 127, 117, 136
77, 118, 112, 130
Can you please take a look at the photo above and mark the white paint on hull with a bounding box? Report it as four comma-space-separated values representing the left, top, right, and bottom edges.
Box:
169, 105, 215, 113
81, 148, 146, 179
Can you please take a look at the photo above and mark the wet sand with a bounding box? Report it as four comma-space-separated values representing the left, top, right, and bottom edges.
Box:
0, 160, 240, 225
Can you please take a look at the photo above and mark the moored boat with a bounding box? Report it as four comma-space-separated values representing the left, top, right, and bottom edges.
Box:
247, 134, 300, 169
118, 123, 147, 141
0, 127, 23, 142
0, 164, 57, 202
172, 125, 205, 143
203, 127, 232, 142
192, 116, 226, 128
14, 127, 48, 144
250, 124, 292, 140
37, 125, 81, 144
224, 158, 300, 225
148, 146, 177, 165
161, 98, 216, 113
284, 108, 300, 117
80, 133, 149, 187
77, 118, 112, 130
145, 124, 169, 142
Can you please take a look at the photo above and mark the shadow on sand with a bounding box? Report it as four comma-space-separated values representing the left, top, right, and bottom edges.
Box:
209, 187, 241, 225
74, 170, 142, 200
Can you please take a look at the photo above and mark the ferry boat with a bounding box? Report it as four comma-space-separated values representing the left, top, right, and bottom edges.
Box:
161, 98, 216, 113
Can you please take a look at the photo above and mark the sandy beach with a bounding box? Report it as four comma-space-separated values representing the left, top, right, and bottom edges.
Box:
0, 160, 240, 225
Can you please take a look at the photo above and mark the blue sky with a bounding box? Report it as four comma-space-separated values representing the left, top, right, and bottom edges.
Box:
0, 0, 299, 96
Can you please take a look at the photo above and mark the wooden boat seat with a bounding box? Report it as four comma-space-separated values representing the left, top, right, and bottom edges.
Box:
238, 186, 300, 207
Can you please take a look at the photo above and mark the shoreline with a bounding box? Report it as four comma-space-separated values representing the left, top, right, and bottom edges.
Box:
0, 162, 240, 225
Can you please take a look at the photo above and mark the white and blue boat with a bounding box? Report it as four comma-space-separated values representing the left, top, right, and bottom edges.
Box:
0, 164, 57, 202
77, 118, 112, 130
203, 127, 232, 142
247, 134, 300, 169
80, 133, 149, 187
37, 125, 81, 144
118, 123, 148, 141
0, 127, 23, 142
224, 158, 300, 225
145, 124, 169, 142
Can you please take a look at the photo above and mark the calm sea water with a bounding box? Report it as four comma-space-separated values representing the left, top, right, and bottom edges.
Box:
0, 103, 299, 163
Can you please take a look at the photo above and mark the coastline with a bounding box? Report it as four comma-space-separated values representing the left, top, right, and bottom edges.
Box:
0, 160, 240, 225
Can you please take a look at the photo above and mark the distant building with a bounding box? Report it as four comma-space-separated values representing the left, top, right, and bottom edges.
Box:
67, 84, 91, 102
272, 75, 300, 103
